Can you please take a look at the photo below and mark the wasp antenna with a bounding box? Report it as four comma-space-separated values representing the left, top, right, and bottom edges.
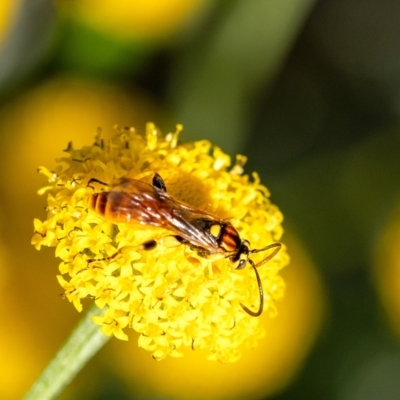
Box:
240, 259, 264, 317
152, 173, 167, 192
252, 242, 281, 269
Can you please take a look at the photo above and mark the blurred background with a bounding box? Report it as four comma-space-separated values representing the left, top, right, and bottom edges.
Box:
1, 0, 400, 399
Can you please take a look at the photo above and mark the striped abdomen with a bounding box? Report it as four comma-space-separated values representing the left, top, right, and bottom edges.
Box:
89, 191, 135, 224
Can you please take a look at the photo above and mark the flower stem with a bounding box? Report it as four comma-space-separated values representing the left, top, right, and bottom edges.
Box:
23, 305, 110, 400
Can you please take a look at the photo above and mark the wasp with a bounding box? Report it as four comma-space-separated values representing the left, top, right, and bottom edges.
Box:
88, 173, 281, 317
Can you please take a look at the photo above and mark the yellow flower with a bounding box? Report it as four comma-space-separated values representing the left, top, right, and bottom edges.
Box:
32, 123, 289, 363
111, 232, 324, 400
374, 203, 400, 340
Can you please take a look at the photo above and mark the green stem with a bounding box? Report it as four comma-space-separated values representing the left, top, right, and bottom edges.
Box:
23, 305, 110, 400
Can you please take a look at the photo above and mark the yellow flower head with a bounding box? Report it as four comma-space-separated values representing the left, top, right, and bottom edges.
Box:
32, 123, 289, 363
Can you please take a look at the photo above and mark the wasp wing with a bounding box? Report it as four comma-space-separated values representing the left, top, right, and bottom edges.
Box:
109, 178, 222, 251
156, 191, 223, 251
105, 179, 167, 225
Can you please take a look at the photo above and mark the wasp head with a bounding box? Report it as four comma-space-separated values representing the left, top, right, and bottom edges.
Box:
231, 239, 251, 270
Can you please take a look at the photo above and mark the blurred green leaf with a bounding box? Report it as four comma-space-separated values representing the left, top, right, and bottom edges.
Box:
0, 0, 57, 96
169, 0, 316, 154
54, 19, 151, 79
339, 129, 400, 251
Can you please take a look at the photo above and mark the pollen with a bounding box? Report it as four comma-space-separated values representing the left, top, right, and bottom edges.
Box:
32, 123, 289, 362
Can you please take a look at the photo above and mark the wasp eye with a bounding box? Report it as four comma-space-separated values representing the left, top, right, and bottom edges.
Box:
236, 259, 247, 270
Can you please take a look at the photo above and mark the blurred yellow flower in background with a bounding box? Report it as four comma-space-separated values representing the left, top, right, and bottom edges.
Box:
0, 76, 164, 198
110, 232, 325, 399
0, 0, 21, 45
33, 123, 289, 363
374, 203, 400, 340
0, 243, 46, 400
0, 76, 163, 399
57, 0, 212, 40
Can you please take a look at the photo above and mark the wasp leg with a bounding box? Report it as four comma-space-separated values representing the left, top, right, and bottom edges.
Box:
72, 157, 92, 163
87, 240, 160, 264
87, 251, 120, 264
87, 178, 109, 190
